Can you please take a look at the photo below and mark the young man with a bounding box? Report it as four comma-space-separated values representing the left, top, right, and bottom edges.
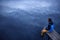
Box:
41, 18, 54, 37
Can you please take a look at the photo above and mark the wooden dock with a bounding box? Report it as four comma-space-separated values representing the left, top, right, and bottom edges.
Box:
43, 27, 60, 40
47, 30, 60, 40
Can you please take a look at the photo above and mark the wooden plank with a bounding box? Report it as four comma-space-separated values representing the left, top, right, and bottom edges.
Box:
53, 30, 60, 39
47, 31, 57, 40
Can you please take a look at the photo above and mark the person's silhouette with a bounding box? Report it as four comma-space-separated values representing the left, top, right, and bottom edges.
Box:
41, 18, 54, 40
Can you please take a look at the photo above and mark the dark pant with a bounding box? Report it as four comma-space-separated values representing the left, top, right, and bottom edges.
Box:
47, 34, 52, 40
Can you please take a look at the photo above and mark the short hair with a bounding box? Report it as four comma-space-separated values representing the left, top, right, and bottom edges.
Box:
48, 18, 53, 25
48, 18, 52, 22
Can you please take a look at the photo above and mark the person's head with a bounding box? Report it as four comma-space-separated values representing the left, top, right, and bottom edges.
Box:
48, 18, 53, 25
48, 18, 52, 22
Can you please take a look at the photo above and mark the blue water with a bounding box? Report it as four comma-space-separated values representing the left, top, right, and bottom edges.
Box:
0, 15, 42, 40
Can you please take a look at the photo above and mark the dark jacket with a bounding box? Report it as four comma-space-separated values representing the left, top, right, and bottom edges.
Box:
46, 22, 54, 32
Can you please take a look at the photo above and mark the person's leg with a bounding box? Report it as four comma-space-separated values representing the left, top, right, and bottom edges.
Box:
47, 34, 52, 40
41, 29, 48, 36
48, 36, 51, 40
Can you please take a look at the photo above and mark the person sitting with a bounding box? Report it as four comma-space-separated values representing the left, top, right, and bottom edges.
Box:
41, 18, 54, 36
